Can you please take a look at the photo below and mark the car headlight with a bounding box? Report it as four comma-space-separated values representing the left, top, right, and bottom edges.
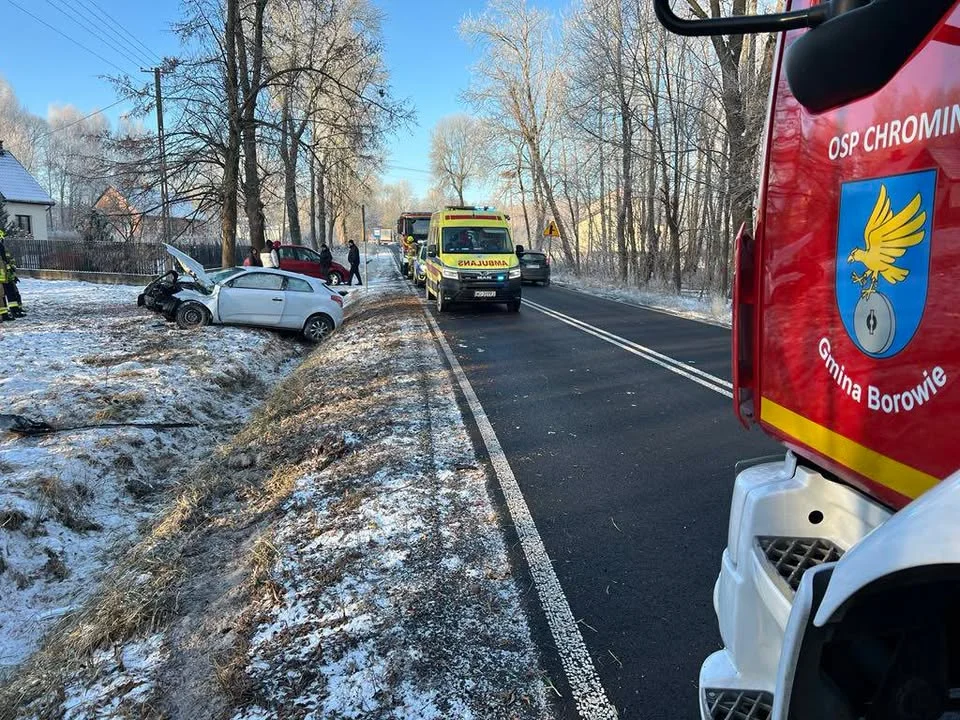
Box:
441, 267, 459, 280
509, 267, 521, 279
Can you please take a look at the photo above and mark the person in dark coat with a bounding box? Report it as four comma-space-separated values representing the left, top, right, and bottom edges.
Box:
347, 240, 362, 286
318, 243, 333, 283
243, 247, 263, 267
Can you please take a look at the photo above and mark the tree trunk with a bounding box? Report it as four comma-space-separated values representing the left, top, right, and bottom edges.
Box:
309, 152, 317, 248
221, 0, 240, 268
280, 94, 302, 245
236, 0, 268, 251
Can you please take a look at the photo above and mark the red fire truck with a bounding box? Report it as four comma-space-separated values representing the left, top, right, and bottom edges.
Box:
656, 1, 960, 718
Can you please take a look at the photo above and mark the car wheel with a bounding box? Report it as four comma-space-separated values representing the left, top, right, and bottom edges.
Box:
175, 302, 210, 330
543, 278, 551, 287
328, 272, 342, 286
508, 300, 521, 313
303, 313, 335, 343
436, 288, 446, 313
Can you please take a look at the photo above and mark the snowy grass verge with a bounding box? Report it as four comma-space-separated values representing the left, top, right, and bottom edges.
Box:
551, 270, 732, 327
0, 279, 306, 674
2, 252, 549, 720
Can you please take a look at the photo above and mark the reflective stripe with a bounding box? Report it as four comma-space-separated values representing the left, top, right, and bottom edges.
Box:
760, 397, 938, 500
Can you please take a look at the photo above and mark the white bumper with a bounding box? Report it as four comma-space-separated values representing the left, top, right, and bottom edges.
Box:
698, 452, 891, 718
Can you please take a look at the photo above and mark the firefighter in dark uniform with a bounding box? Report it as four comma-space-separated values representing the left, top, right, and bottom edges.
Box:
0, 231, 22, 318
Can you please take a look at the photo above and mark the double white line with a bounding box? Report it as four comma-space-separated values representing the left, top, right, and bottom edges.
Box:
522, 298, 734, 399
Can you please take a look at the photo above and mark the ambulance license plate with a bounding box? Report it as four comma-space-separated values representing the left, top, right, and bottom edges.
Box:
474, 290, 496, 298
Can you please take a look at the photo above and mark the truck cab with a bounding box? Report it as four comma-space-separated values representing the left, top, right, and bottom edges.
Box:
656, 1, 960, 718
424, 206, 522, 313
397, 211, 431, 276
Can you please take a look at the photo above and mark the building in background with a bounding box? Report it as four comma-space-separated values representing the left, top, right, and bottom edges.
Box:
94, 185, 206, 243
0, 140, 56, 240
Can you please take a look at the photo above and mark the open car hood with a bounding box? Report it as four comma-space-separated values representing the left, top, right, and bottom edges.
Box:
164, 244, 214, 291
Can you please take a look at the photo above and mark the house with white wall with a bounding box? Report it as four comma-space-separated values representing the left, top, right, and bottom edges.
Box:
0, 140, 55, 240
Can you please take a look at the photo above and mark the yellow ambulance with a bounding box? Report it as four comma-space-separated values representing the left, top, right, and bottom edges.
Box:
424, 206, 522, 313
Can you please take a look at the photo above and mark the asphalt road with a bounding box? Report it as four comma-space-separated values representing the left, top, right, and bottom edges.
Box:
420, 275, 781, 719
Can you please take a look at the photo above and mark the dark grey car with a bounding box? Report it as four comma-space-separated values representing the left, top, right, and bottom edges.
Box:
519, 251, 550, 286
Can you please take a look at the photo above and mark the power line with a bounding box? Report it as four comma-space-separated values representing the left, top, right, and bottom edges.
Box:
77, 0, 163, 65
74, 0, 163, 66
45, 0, 149, 70
386, 164, 432, 175
5, 0, 133, 75
37, 97, 129, 138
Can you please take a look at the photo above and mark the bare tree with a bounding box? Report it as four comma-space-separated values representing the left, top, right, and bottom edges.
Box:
428, 114, 486, 205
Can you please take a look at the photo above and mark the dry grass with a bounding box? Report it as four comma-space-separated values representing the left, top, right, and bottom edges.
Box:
93, 391, 146, 423
0, 290, 390, 720
0, 460, 16, 476
32, 476, 102, 534
0, 295, 375, 720
0, 509, 29, 532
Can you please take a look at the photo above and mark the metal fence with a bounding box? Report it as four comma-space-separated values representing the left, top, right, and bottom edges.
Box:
5, 238, 244, 274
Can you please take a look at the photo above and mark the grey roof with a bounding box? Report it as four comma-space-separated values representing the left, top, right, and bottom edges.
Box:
0, 150, 55, 206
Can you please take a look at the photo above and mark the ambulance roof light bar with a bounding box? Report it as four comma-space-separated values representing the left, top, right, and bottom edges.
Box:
444, 205, 498, 212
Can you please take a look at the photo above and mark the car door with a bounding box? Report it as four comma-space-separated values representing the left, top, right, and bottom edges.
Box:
280, 276, 317, 328
276, 246, 303, 275
293, 247, 324, 279
217, 271, 286, 326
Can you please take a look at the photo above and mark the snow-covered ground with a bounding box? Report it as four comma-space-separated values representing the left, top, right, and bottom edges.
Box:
551, 270, 732, 327
0, 278, 306, 674
5, 252, 549, 719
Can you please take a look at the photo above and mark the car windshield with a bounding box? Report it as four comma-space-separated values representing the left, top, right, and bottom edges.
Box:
442, 227, 512, 254
209, 267, 243, 284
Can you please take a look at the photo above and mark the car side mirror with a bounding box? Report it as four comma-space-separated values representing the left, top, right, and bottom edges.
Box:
428, 245, 437, 258
515, 244, 525, 257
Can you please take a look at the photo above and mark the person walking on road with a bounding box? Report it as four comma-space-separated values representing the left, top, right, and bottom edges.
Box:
347, 239, 362, 286
318, 243, 333, 283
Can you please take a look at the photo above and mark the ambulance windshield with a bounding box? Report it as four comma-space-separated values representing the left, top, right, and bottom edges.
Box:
442, 227, 513, 254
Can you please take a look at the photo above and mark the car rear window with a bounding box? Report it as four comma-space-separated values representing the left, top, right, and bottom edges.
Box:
523, 253, 546, 262
230, 272, 284, 290
285, 277, 314, 293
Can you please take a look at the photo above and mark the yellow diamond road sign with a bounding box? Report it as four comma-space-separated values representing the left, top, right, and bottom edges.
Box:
544, 220, 560, 238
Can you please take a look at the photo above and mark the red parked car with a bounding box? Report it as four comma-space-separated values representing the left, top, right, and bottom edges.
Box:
276, 244, 348, 285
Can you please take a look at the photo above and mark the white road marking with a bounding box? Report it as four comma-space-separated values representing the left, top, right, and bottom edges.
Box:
422, 304, 620, 720
522, 298, 733, 399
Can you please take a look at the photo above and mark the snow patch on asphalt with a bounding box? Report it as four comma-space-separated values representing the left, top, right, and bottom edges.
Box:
551, 271, 732, 327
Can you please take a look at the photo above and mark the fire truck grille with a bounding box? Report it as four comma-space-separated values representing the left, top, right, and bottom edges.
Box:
758, 537, 844, 592
705, 689, 773, 720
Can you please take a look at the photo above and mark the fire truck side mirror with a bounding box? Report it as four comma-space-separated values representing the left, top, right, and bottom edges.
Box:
652, 0, 830, 37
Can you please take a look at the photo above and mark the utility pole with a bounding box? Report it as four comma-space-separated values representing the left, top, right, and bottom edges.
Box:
361, 203, 367, 286
142, 67, 170, 244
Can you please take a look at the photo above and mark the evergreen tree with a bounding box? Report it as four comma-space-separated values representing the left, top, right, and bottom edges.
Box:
0, 195, 9, 233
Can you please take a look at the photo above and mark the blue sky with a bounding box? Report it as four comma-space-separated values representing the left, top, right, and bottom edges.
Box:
2, 0, 562, 198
